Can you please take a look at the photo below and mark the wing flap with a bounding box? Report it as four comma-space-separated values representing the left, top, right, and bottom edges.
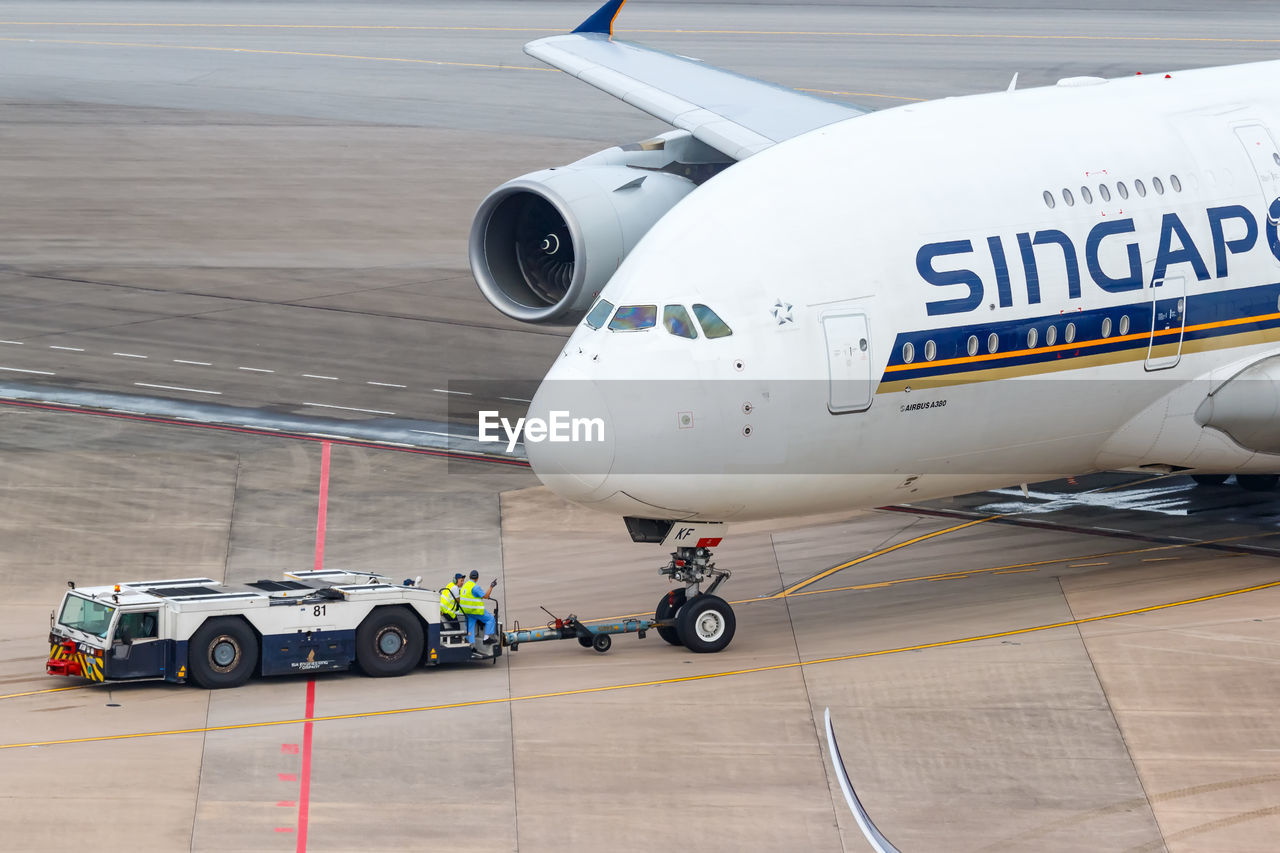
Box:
525, 27, 868, 160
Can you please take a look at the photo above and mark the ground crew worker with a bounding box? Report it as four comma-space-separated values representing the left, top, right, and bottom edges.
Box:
459, 569, 497, 644
439, 573, 464, 622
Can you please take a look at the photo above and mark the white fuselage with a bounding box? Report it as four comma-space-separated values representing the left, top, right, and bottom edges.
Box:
526, 60, 1280, 522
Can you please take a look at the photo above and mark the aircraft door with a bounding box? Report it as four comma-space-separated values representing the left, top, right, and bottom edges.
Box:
1234, 124, 1280, 206
823, 313, 873, 413
1145, 275, 1186, 371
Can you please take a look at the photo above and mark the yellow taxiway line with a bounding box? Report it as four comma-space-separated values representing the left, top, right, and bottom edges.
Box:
3, 577, 1276, 751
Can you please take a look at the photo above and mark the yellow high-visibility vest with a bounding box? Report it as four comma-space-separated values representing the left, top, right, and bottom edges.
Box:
458, 581, 486, 615
440, 586, 461, 619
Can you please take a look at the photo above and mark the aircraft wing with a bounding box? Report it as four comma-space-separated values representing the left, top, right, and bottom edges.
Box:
524, 0, 870, 161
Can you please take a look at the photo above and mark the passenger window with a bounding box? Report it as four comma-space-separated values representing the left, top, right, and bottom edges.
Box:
1081, 186, 1093, 204
663, 305, 697, 339
1099, 184, 1111, 202
1043, 190, 1056, 209
1119, 315, 1130, 335
608, 305, 657, 331
1065, 322, 1076, 344
1135, 179, 1147, 197
1101, 317, 1112, 337
1027, 327, 1038, 348
1171, 174, 1182, 192
1153, 176, 1165, 195
1117, 182, 1129, 199
117, 610, 159, 642
1062, 188, 1075, 206
966, 335, 979, 356
692, 304, 733, 339
924, 340, 937, 361
584, 299, 614, 330
1046, 325, 1058, 346
902, 342, 915, 364
987, 332, 999, 353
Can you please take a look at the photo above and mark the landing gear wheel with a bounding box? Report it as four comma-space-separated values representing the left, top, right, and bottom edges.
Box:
1238, 474, 1280, 492
1191, 474, 1229, 486
675, 594, 736, 654
189, 617, 258, 689
592, 633, 612, 653
654, 588, 686, 646
355, 607, 424, 677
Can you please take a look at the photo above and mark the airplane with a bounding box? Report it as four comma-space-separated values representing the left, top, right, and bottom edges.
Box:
469, 0, 1280, 652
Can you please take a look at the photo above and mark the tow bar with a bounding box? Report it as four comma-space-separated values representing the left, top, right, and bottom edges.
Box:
504, 607, 670, 654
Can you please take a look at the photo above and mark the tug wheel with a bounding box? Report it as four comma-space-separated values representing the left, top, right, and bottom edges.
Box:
675, 594, 736, 654
189, 617, 258, 689
592, 633, 612, 653
654, 588, 686, 646
355, 606, 424, 677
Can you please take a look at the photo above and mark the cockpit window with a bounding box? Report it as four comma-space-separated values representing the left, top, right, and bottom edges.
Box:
692, 304, 733, 339
584, 299, 614, 330
663, 305, 698, 339
608, 305, 657, 331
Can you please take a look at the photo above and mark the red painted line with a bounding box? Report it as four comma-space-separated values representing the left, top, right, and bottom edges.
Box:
281, 744, 299, 754
296, 679, 316, 853
275, 827, 296, 834
278, 773, 297, 781
314, 441, 331, 572
276, 801, 297, 808
0, 397, 530, 467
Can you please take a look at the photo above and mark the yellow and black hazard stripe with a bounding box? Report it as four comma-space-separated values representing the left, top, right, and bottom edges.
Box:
47, 644, 105, 682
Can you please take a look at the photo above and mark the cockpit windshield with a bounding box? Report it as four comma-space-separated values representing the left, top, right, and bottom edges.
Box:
58, 594, 116, 639
584, 299, 614, 330
663, 305, 698, 339
608, 305, 657, 331
693, 304, 733, 338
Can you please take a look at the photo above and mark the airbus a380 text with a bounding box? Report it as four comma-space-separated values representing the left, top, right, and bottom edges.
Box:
469, 0, 1280, 652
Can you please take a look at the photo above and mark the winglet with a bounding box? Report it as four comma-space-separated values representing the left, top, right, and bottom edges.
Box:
572, 0, 628, 37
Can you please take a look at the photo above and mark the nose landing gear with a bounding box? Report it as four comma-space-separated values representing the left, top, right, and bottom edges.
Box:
657, 545, 736, 653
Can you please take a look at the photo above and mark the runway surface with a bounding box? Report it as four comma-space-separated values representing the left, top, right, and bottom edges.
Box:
2, 2, 1280, 851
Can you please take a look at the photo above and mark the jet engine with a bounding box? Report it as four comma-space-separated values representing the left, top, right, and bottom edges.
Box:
469, 131, 731, 324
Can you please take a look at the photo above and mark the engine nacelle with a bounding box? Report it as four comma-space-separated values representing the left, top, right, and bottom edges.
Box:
469, 132, 729, 324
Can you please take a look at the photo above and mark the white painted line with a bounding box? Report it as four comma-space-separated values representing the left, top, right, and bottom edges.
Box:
367, 381, 406, 388
302, 402, 395, 416
499, 396, 532, 403
134, 382, 222, 395
238, 367, 275, 373
108, 409, 145, 415
303, 374, 339, 381
252, 425, 281, 431
0, 366, 55, 375
0, 340, 23, 345
431, 388, 472, 396
410, 429, 453, 438
37, 400, 74, 406
380, 442, 416, 448
307, 432, 356, 440
49, 346, 85, 352
113, 352, 148, 359
173, 359, 212, 366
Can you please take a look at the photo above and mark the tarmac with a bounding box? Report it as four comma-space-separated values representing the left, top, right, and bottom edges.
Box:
1, 2, 1279, 851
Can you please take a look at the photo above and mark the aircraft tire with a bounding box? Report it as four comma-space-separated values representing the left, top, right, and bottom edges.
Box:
355, 606, 425, 677
654, 588, 686, 646
1191, 474, 1229, 486
675, 594, 736, 654
188, 617, 258, 689
1238, 474, 1280, 492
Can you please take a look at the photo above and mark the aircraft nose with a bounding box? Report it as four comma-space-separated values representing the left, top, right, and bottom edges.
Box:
524, 366, 616, 503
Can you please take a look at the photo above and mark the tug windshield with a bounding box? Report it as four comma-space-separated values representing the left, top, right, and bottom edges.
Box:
58, 594, 116, 639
